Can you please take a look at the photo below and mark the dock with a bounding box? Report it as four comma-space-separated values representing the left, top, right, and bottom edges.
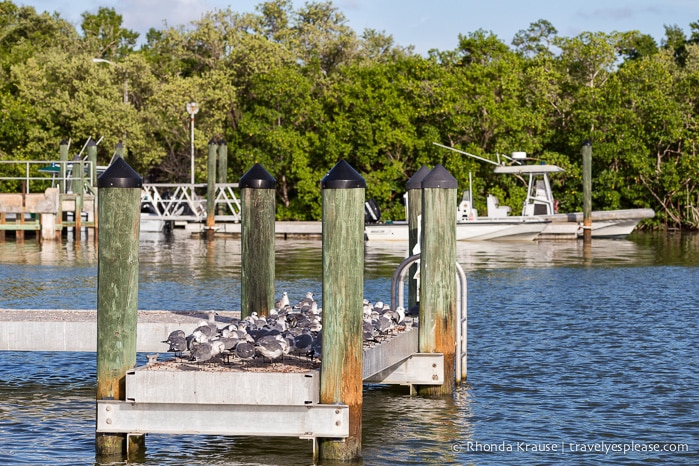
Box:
0, 307, 444, 440
2, 159, 466, 463
186, 221, 322, 239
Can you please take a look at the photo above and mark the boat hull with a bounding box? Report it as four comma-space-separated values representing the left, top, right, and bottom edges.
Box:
365, 208, 655, 242
365, 218, 549, 242
140, 214, 166, 233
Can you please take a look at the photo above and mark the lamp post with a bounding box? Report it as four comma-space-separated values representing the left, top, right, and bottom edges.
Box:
91, 58, 128, 105
186, 102, 200, 185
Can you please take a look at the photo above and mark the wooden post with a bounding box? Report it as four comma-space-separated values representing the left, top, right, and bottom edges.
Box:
206, 138, 218, 240
217, 139, 228, 184
319, 160, 365, 462
95, 156, 144, 461
87, 139, 98, 188
417, 164, 457, 396
0, 212, 5, 241
87, 140, 98, 236
582, 140, 592, 244
407, 165, 430, 314
73, 157, 84, 241
59, 139, 69, 194
239, 163, 276, 319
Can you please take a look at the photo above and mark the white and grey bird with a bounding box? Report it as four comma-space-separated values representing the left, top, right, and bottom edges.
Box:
235, 341, 256, 361
275, 292, 290, 310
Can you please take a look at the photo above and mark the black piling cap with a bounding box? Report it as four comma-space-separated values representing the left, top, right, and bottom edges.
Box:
239, 163, 276, 189
87, 139, 97, 147
582, 139, 592, 147
321, 159, 366, 189
97, 156, 143, 189
406, 165, 431, 190
421, 164, 458, 189
60, 139, 69, 146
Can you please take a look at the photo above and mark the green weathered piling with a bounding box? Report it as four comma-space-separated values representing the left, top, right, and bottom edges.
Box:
88, 140, 98, 234
87, 139, 98, 188
319, 160, 365, 462
217, 139, 228, 184
417, 164, 457, 396
206, 138, 218, 239
239, 163, 276, 319
407, 165, 430, 313
72, 156, 84, 239
582, 140, 592, 244
95, 156, 143, 461
59, 139, 69, 194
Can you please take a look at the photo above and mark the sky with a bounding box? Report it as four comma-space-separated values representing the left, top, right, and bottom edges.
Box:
15, 0, 699, 55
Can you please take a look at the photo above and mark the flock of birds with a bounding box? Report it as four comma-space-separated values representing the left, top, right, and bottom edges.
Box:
161, 291, 412, 367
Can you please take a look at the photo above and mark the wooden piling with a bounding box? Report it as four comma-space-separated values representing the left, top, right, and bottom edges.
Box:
582, 140, 592, 244
217, 139, 228, 184
417, 164, 457, 396
407, 165, 430, 314
95, 156, 144, 460
59, 140, 68, 194
87, 139, 98, 188
216, 140, 228, 216
87, 140, 98, 235
206, 138, 218, 240
319, 160, 365, 462
73, 158, 84, 240
239, 163, 276, 319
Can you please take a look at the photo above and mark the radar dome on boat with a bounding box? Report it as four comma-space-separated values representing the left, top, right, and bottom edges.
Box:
512, 151, 527, 160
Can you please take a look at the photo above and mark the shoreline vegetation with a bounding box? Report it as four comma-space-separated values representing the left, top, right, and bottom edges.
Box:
1, 1, 698, 230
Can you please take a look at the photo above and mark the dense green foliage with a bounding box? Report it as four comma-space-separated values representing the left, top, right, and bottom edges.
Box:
1, 0, 699, 228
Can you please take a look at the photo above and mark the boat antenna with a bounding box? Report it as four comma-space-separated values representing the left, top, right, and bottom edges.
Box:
76, 137, 92, 161
496, 152, 522, 165
432, 142, 503, 166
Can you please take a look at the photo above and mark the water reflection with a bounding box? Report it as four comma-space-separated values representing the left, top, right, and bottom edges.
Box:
1, 232, 698, 465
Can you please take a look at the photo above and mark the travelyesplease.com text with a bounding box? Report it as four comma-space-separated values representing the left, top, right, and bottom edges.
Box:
451, 441, 689, 455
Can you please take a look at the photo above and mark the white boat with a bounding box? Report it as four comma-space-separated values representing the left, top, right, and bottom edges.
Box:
365, 151, 655, 242
364, 191, 550, 242
492, 164, 654, 239
140, 213, 168, 233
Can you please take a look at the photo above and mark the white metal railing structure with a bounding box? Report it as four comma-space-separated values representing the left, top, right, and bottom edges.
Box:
141, 183, 241, 223
390, 254, 468, 383
212, 183, 242, 222
0, 160, 97, 195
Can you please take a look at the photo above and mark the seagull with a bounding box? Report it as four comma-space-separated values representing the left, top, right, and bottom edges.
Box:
392, 306, 406, 324
189, 340, 225, 363
162, 329, 185, 345
146, 353, 159, 365
235, 341, 255, 362
293, 332, 313, 356
256, 339, 284, 363
275, 292, 290, 310
166, 335, 188, 357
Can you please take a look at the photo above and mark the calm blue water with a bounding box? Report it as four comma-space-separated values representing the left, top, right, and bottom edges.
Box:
0, 231, 697, 465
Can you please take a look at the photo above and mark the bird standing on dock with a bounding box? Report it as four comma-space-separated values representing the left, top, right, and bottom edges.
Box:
256, 338, 284, 363
275, 292, 290, 310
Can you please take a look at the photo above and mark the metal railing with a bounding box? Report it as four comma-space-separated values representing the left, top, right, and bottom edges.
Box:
0, 160, 97, 195
390, 253, 468, 383
141, 183, 241, 223
2, 160, 243, 224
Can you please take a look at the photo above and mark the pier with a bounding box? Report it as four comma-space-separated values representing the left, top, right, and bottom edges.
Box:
0, 158, 467, 463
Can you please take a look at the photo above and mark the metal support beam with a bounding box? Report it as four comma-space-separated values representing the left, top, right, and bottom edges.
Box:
364, 353, 444, 385
96, 401, 349, 439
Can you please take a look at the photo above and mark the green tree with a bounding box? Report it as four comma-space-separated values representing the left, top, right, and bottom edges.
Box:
81, 7, 138, 59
